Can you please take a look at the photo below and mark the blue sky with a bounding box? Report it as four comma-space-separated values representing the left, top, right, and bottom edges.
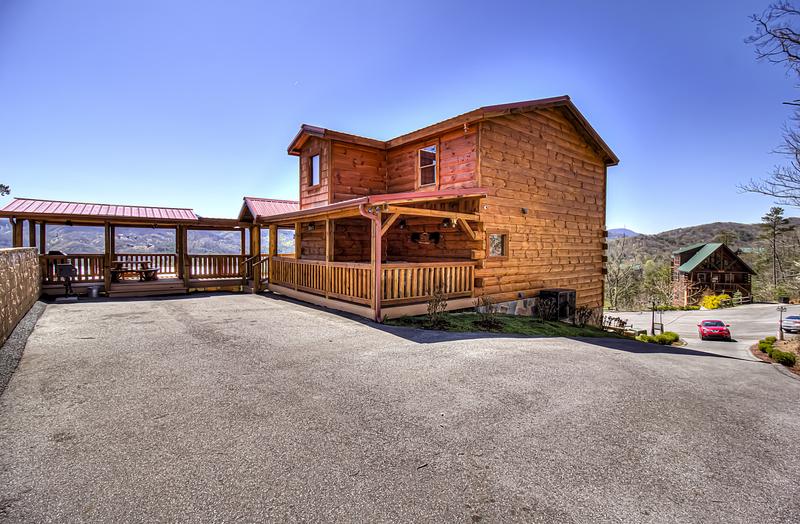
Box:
0, 0, 794, 234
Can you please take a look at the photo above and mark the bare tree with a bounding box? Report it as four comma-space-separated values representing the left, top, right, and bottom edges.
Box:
741, 3, 800, 205
0, 184, 9, 196
605, 235, 641, 310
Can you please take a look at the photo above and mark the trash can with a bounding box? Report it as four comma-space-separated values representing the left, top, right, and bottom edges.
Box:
779, 296, 790, 304
87, 285, 101, 299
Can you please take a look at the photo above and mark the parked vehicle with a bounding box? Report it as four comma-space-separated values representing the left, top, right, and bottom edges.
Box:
782, 315, 800, 334
697, 320, 731, 341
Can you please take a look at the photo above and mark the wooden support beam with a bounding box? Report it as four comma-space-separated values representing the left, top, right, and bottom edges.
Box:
268, 224, 277, 282
11, 219, 23, 247
325, 219, 333, 299
39, 222, 46, 254
28, 220, 36, 248
380, 213, 400, 236
103, 222, 112, 292
294, 222, 301, 259
457, 217, 478, 241
382, 205, 479, 222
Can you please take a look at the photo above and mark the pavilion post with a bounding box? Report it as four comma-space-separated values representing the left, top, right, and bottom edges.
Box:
11, 218, 23, 248
28, 220, 36, 249
240, 228, 247, 282
103, 222, 112, 292
179, 225, 190, 288
39, 222, 46, 254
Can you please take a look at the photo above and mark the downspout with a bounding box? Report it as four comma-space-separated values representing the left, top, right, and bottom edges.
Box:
359, 204, 382, 322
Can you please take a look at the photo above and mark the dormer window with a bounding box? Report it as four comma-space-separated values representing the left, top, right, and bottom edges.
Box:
418, 145, 437, 186
310, 154, 320, 186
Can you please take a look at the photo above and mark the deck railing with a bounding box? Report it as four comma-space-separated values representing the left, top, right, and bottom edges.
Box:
40, 254, 105, 284
269, 257, 473, 306
381, 261, 474, 304
115, 253, 177, 275
188, 254, 244, 279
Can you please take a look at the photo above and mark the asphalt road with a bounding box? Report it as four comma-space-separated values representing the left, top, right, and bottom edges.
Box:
613, 303, 800, 360
1, 295, 799, 523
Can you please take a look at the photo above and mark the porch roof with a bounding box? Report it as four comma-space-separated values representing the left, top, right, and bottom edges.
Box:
256, 188, 488, 224
0, 197, 199, 223
238, 197, 299, 221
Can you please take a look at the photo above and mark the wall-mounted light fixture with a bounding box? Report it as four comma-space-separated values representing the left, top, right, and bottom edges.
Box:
521, 208, 529, 215
398, 219, 407, 230
307, 223, 316, 231
441, 218, 457, 229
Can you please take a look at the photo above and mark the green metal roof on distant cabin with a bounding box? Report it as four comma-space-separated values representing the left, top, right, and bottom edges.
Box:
676, 243, 723, 273
671, 242, 710, 255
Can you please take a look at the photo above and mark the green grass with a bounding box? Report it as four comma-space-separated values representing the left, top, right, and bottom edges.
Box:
385, 312, 621, 338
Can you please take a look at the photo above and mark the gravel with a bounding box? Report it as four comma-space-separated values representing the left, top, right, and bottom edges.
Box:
1, 294, 799, 523
0, 301, 46, 397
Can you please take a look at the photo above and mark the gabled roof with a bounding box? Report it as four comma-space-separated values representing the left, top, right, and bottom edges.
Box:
676, 242, 756, 274
287, 96, 619, 166
0, 197, 198, 222
672, 242, 708, 255
239, 197, 299, 221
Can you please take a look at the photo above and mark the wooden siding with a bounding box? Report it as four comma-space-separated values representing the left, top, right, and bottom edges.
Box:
476, 108, 607, 308
298, 137, 331, 210
330, 142, 386, 202
386, 126, 478, 193
332, 218, 373, 262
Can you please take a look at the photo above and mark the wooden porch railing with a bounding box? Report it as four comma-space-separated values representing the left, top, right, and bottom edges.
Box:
381, 261, 474, 304
115, 253, 177, 275
269, 257, 473, 306
188, 254, 244, 279
244, 254, 269, 283
40, 254, 104, 284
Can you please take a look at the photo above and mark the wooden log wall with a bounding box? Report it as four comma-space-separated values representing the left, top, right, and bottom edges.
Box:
384, 216, 481, 262
332, 218, 373, 262
299, 220, 326, 261
386, 126, 478, 193
330, 142, 386, 202
298, 137, 331, 210
476, 108, 607, 308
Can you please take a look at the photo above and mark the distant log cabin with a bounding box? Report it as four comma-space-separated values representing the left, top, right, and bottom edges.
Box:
671, 243, 756, 306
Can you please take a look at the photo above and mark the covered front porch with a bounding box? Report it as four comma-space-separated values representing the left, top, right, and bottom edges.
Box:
255, 189, 486, 320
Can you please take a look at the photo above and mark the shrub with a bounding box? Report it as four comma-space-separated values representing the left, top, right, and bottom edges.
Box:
426, 284, 448, 329
700, 294, 732, 310
573, 305, 594, 327
765, 336, 777, 345
473, 294, 501, 329
758, 341, 771, 353
661, 331, 680, 344
536, 297, 558, 322
772, 350, 797, 367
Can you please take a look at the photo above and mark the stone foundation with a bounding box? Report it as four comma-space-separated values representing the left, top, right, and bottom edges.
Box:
1, 248, 41, 346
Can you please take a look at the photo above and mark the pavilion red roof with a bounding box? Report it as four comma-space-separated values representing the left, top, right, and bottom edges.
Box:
240, 197, 299, 221
0, 198, 198, 221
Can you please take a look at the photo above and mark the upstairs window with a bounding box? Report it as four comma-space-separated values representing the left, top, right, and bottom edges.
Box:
310, 154, 320, 186
418, 145, 437, 186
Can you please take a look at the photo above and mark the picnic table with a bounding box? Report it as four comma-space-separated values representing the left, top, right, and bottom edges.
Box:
111, 260, 160, 282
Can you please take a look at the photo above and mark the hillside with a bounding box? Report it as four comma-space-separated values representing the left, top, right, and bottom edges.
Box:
609, 218, 800, 262
607, 228, 640, 239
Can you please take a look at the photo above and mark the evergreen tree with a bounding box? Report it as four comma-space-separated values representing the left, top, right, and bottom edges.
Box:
760, 207, 795, 286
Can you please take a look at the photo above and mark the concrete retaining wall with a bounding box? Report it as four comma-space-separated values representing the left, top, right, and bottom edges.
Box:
0, 248, 41, 346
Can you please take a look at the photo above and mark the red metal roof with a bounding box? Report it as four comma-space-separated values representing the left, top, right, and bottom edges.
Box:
0, 198, 198, 221
240, 197, 299, 221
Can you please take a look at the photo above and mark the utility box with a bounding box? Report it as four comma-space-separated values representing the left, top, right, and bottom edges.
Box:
538, 289, 576, 321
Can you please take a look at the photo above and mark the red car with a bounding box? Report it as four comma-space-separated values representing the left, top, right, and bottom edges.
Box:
697, 320, 731, 341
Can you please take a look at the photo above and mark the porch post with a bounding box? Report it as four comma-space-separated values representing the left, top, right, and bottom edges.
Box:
180, 226, 190, 288
251, 224, 261, 291
268, 224, 277, 282
294, 221, 301, 259
240, 228, 247, 281
371, 212, 382, 322
325, 218, 332, 298
175, 225, 184, 280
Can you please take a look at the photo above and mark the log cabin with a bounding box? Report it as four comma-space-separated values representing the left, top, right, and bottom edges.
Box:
248, 96, 618, 320
671, 242, 756, 306
1, 95, 618, 321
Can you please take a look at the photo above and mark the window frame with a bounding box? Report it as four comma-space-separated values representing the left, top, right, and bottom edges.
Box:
486, 230, 509, 260
309, 154, 320, 187
416, 142, 438, 188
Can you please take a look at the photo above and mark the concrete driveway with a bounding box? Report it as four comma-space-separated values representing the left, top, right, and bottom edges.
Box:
613, 303, 800, 360
1, 294, 799, 523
